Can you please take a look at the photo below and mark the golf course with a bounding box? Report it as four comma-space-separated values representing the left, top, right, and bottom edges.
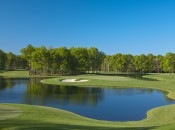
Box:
0, 71, 175, 130
1, 0, 175, 129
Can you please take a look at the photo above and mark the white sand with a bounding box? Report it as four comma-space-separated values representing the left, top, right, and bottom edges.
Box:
61, 79, 88, 82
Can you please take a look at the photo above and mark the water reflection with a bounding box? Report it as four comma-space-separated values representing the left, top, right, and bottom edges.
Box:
111, 87, 171, 101
0, 78, 28, 89
1, 78, 104, 106
0, 78, 175, 121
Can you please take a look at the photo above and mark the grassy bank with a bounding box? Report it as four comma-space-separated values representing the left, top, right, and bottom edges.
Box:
0, 103, 175, 130
0, 70, 30, 78
1, 72, 175, 129
41, 73, 175, 100
0, 70, 56, 78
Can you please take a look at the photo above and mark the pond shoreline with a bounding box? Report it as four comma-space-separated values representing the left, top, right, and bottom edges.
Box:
1, 72, 175, 129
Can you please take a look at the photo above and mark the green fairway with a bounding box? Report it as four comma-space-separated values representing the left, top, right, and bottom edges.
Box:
0, 70, 30, 78
1, 73, 175, 129
1, 0, 175, 129
0, 105, 22, 121
41, 73, 175, 100
0, 103, 175, 130
0, 70, 55, 78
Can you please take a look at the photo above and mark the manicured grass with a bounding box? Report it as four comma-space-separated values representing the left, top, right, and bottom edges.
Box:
1, 72, 175, 129
41, 73, 175, 100
0, 70, 56, 78
0, 103, 175, 130
0, 70, 30, 77
0, 105, 22, 121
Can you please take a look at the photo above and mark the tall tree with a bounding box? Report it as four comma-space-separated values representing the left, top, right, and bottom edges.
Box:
30, 46, 50, 75
20, 44, 36, 75
153, 55, 163, 73
134, 54, 149, 73
0, 49, 7, 70
147, 54, 154, 73
96, 51, 105, 73
163, 53, 175, 73
6, 52, 16, 70
109, 54, 118, 72
50, 47, 70, 75
70, 47, 89, 74
88, 47, 99, 73
15, 55, 28, 70
124, 54, 134, 73
101, 55, 111, 72
88, 48, 105, 73
110, 53, 129, 73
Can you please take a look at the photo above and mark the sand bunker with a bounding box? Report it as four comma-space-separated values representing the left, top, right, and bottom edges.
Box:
61, 79, 88, 82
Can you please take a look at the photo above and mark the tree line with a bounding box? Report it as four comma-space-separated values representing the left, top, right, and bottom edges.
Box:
0, 44, 175, 75
0, 50, 27, 70
20, 44, 105, 75
102, 53, 175, 73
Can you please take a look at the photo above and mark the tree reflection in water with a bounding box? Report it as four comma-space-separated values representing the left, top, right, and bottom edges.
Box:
24, 78, 104, 106
0, 78, 175, 121
0, 78, 173, 105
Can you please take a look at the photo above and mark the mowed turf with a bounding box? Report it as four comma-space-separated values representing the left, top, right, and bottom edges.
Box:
0, 105, 22, 121
41, 73, 175, 100
0, 103, 175, 130
0, 70, 57, 78
0, 72, 175, 129
0, 70, 30, 78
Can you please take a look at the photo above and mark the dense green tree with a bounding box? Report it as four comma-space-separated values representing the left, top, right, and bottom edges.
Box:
0, 45, 174, 75
15, 55, 28, 70
101, 55, 111, 72
147, 54, 154, 73
70, 47, 89, 73
115, 53, 126, 72
96, 51, 105, 73
153, 55, 163, 73
0, 49, 7, 70
109, 54, 134, 73
109, 54, 118, 71
124, 54, 134, 73
5, 52, 27, 70
69, 47, 79, 74
88, 47, 99, 73
50, 48, 61, 74
6, 52, 16, 70
163, 53, 175, 73
87, 48, 105, 73
31, 46, 51, 75
134, 54, 149, 73
20, 44, 36, 74
57, 47, 70, 75
50, 47, 70, 75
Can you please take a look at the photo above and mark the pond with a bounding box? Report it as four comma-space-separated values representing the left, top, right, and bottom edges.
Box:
0, 78, 175, 121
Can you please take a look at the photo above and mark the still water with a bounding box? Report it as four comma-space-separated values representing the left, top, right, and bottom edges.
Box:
0, 78, 174, 121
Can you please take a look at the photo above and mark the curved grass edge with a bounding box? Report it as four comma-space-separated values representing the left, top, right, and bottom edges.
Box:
0, 103, 175, 129
1, 73, 175, 129
40, 74, 175, 100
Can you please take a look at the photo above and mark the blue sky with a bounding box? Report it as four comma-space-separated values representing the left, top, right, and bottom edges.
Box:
0, 0, 175, 55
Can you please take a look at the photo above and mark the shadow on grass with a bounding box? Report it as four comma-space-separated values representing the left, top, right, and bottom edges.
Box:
0, 119, 158, 130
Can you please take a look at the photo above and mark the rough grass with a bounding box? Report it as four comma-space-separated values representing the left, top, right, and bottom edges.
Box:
0, 103, 175, 130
